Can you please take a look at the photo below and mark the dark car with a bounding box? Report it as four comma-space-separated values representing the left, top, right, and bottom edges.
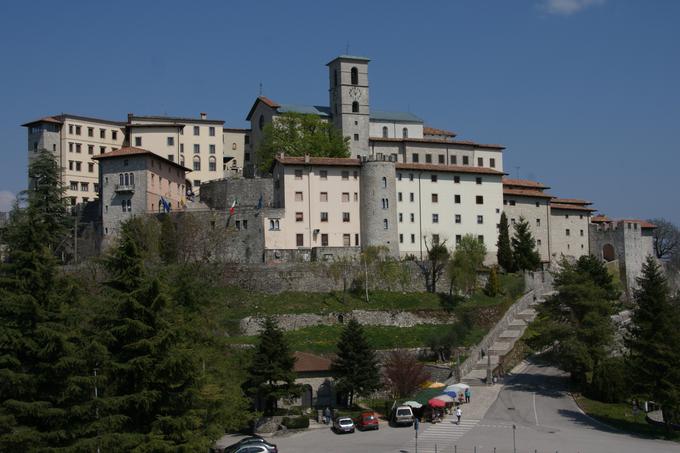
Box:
354, 411, 379, 431
224, 436, 278, 453
332, 416, 355, 433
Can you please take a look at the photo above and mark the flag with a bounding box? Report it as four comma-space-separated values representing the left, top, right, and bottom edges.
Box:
256, 194, 263, 210
229, 199, 237, 216
160, 196, 171, 213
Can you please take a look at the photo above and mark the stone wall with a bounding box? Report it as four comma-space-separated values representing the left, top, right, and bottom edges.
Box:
239, 309, 457, 336
200, 177, 274, 210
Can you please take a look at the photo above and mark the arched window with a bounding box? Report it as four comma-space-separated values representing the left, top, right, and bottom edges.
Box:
129, 173, 134, 185
382, 176, 387, 188
232, 142, 237, 150
402, 128, 408, 138
383, 219, 389, 230
352, 101, 359, 113
119, 173, 123, 185
258, 114, 264, 131
351, 67, 358, 85
382, 126, 388, 138
193, 155, 201, 171
124, 173, 129, 185
209, 156, 216, 172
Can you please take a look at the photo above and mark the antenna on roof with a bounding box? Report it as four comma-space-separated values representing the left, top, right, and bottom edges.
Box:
345, 41, 350, 54
259, 82, 263, 96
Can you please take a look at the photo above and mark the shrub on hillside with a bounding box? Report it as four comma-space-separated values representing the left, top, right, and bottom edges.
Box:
588, 356, 628, 403
281, 416, 310, 429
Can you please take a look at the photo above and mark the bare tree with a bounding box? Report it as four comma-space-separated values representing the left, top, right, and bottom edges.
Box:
649, 218, 680, 260
417, 238, 450, 293
382, 350, 431, 398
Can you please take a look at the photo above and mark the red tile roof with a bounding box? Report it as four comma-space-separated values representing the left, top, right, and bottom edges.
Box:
396, 162, 505, 175
619, 219, 657, 229
552, 198, 592, 206
591, 215, 610, 223
502, 178, 549, 189
21, 116, 64, 127
92, 147, 191, 171
294, 352, 332, 373
503, 188, 554, 199
274, 156, 361, 167
370, 137, 505, 150
245, 96, 281, 120
423, 126, 457, 137
550, 202, 596, 212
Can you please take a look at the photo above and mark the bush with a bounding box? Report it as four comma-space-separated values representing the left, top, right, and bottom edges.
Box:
281, 416, 310, 429
439, 293, 465, 312
588, 356, 628, 403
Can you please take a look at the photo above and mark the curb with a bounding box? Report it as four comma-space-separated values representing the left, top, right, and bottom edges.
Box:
569, 392, 625, 433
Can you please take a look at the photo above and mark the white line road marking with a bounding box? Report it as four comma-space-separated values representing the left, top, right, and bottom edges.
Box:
533, 392, 539, 426
403, 418, 480, 452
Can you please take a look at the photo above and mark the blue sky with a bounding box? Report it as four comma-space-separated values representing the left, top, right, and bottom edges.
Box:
1, 0, 678, 223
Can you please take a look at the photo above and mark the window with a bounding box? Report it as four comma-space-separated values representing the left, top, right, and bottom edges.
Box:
398, 192, 403, 202
295, 212, 303, 222
134, 136, 142, 147
353, 171, 358, 179
476, 177, 482, 185
432, 234, 440, 245
511, 218, 516, 224
409, 173, 414, 181
381, 198, 389, 209
450, 155, 457, 165
69, 124, 73, 134
537, 239, 542, 246
269, 219, 280, 230
431, 193, 438, 203
193, 155, 201, 171
341, 171, 349, 180
432, 214, 439, 223
353, 132, 359, 140
100, 129, 106, 139
425, 154, 432, 163
399, 234, 404, 243
232, 142, 237, 150
463, 156, 469, 165
565, 215, 569, 219
398, 173, 402, 181
566, 229, 571, 236
411, 234, 416, 244
193, 126, 200, 136
320, 170, 328, 180
209, 156, 216, 171
383, 219, 389, 229
88, 162, 94, 173
431, 174, 438, 183
454, 194, 461, 204
354, 192, 358, 201
410, 213, 415, 223
75, 125, 81, 135
509, 200, 516, 206
209, 126, 215, 136
94, 183, 99, 192
295, 169, 303, 179
343, 234, 351, 247
296, 234, 304, 247
193, 179, 201, 187
476, 196, 484, 205
343, 212, 350, 222
81, 182, 89, 191
320, 212, 328, 222
399, 213, 403, 223
580, 229, 584, 236
456, 235, 462, 245
295, 191, 303, 201
355, 234, 359, 246
412, 153, 419, 163
320, 192, 328, 202
382, 126, 388, 138
477, 157, 483, 167
167, 155, 174, 162
352, 101, 359, 113
88, 145, 94, 155
477, 215, 484, 224
454, 176, 460, 184
580, 215, 584, 220
68, 161, 74, 170
342, 192, 350, 202
258, 114, 265, 131
76, 143, 82, 153
438, 155, 445, 164
536, 219, 541, 226
75, 162, 82, 171
112, 131, 118, 140
409, 193, 414, 202
209, 144, 216, 154
193, 144, 200, 154
351, 66, 358, 85
382, 176, 387, 188
321, 234, 329, 246
490, 158, 496, 168
478, 235, 484, 244
455, 214, 461, 224
86, 127, 93, 137
402, 128, 408, 138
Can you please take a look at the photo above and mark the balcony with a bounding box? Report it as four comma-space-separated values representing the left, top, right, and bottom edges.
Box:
115, 184, 135, 193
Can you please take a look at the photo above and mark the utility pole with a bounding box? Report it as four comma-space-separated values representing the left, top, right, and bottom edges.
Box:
73, 206, 78, 264
94, 368, 100, 453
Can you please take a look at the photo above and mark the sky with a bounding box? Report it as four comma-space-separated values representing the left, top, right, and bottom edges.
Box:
0, 0, 678, 223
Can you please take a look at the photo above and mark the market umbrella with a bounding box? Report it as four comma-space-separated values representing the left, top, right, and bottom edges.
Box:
448, 383, 471, 393
428, 398, 446, 408
428, 382, 446, 389
443, 389, 458, 398
413, 388, 444, 405
402, 401, 423, 409
433, 394, 455, 403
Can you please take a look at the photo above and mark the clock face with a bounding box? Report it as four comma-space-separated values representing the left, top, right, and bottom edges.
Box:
348, 86, 362, 101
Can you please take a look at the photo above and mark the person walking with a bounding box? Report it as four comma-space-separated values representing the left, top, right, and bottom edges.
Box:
465, 388, 471, 404
455, 406, 462, 425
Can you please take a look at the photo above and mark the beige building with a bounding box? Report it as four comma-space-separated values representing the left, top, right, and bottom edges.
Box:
549, 198, 595, 261
222, 127, 250, 177
502, 178, 553, 263
22, 114, 126, 205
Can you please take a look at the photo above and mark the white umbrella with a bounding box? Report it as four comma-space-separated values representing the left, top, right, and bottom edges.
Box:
402, 400, 423, 409
447, 383, 470, 393
433, 394, 455, 403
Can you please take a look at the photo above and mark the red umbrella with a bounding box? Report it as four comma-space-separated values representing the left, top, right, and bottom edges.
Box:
428, 398, 447, 408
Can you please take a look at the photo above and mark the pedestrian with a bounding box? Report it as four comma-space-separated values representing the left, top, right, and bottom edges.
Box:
455, 406, 462, 425
324, 406, 331, 424
465, 388, 471, 404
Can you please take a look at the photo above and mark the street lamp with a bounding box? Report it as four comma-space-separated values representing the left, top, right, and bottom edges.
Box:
512, 424, 516, 453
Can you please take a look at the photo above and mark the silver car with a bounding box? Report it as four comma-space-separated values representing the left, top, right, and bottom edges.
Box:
332, 416, 355, 434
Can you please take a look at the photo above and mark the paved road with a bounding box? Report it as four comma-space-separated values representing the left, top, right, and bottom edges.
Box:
233, 360, 680, 452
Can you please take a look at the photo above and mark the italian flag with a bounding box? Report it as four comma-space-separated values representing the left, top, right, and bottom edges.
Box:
229, 199, 237, 216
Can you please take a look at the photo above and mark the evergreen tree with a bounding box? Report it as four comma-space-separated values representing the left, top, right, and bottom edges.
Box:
484, 266, 502, 297
497, 212, 515, 272
626, 257, 680, 427
331, 319, 381, 407
244, 318, 299, 415
0, 150, 90, 451
511, 217, 541, 271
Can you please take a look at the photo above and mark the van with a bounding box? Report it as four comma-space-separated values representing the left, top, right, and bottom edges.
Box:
392, 405, 414, 426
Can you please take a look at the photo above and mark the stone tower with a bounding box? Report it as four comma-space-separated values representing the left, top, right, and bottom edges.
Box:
327, 55, 370, 158
359, 157, 399, 258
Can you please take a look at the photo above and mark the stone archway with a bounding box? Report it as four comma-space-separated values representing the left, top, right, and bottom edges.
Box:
602, 243, 616, 262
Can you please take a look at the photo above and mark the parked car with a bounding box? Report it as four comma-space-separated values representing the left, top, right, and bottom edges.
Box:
354, 411, 379, 431
223, 436, 278, 453
332, 416, 356, 433
392, 405, 415, 426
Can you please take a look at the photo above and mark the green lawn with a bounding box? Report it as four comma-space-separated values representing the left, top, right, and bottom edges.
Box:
574, 395, 680, 441
225, 323, 486, 354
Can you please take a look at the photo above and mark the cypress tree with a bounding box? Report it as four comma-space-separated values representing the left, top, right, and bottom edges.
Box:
244, 318, 299, 415
497, 212, 515, 272
626, 256, 680, 427
484, 266, 502, 297
331, 319, 381, 407
511, 216, 541, 271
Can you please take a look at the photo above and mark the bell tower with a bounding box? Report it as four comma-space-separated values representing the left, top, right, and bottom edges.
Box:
327, 55, 370, 158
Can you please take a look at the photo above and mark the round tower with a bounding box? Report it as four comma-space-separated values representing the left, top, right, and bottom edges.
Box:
359, 157, 399, 258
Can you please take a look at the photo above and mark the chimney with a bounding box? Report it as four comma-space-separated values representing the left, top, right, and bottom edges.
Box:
304, 154, 310, 163
200, 112, 207, 120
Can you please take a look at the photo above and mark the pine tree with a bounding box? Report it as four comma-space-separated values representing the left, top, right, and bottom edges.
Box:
244, 318, 300, 415
511, 217, 541, 271
484, 266, 502, 297
331, 319, 381, 407
497, 212, 515, 272
626, 256, 680, 427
